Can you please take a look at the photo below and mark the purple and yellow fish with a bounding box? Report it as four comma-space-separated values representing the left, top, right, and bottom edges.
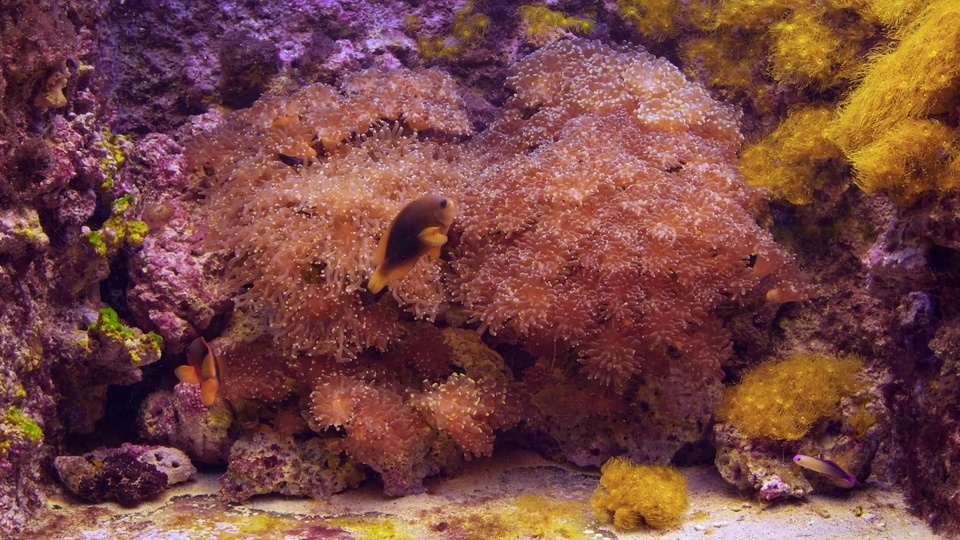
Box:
367, 195, 456, 294
793, 454, 856, 488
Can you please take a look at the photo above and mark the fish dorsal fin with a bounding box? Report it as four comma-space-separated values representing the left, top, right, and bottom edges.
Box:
418, 226, 448, 247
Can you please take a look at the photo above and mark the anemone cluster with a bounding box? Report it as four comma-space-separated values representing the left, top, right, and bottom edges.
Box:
183, 38, 808, 495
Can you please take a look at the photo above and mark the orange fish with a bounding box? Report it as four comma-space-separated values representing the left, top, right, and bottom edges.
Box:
367, 195, 456, 294
174, 337, 223, 407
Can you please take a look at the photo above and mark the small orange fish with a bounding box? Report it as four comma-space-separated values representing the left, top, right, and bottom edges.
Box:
174, 337, 223, 407
793, 454, 855, 488
367, 195, 456, 294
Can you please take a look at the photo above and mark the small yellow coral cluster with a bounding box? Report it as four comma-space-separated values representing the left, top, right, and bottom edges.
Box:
590, 458, 689, 530
716, 353, 864, 440
518, 5, 594, 45
416, 2, 490, 60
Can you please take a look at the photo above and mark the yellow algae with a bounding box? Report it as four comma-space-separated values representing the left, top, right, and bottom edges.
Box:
498, 494, 593, 539
329, 515, 415, 540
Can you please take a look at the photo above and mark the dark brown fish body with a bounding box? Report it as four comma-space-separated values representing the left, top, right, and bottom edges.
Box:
368, 195, 455, 294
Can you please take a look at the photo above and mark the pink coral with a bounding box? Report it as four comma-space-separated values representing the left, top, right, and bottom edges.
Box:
413, 373, 516, 458
309, 371, 439, 495
451, 39, 806, 387
310, 373, 372, 429
191, 70, 472, 360
187, 38, 808, 495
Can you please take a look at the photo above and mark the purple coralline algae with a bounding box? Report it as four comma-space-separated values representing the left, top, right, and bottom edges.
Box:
219, 426, 367, 503
54, 443, 195, 505
139, 383, 236, 464
123, 133, 231, 354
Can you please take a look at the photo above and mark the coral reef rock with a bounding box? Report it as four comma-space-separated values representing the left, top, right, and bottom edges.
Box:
54, 443, 195, 506
219, 426, 367, 502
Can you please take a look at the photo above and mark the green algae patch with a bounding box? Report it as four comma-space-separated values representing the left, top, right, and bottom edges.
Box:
436, 493, 595, 540
3, 407, 43, 442
147, 331, 164, 349
87, 307, 163, 366
84, 229, 107, 257
81, 194, 151, 259
89, 307, 135, 341
0, 406, 44, 455
90, 495, 357, 540
96, 127, 133, 191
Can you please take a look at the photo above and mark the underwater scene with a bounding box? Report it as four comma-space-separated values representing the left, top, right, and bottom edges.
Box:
2, 0, 959, 538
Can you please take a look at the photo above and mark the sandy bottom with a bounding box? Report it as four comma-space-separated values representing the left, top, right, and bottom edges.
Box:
26, 449, 939, 540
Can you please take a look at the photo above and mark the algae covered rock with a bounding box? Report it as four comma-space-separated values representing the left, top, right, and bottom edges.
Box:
54, 443, 196, 506
219, 426, 367, 502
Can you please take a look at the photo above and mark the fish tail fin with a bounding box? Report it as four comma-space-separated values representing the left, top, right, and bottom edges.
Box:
368, 267, 389, 294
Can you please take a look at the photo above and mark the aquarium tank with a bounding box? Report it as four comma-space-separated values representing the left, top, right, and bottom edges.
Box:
1, 0, 958, 538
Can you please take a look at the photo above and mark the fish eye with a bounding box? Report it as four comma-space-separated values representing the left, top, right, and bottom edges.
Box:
440, 198, 448, 208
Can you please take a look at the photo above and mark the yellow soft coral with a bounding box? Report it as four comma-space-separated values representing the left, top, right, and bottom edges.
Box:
616, 0, 679, 39
769, 10, 843, 87
864, 0, 934, 26
740, 106, 845, 204
827, 0, 960, 204
518, 5, 594, 45
716, 353, 864, 440
590, 458, 689, 530
417, 2, 490, 59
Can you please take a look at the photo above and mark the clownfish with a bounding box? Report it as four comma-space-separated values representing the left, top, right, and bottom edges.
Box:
793, 454, 856, 488
174, 337, 223, 407
367, 195, 456, 295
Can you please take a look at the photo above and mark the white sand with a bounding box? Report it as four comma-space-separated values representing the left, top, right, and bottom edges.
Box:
34, 449, 940, 539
